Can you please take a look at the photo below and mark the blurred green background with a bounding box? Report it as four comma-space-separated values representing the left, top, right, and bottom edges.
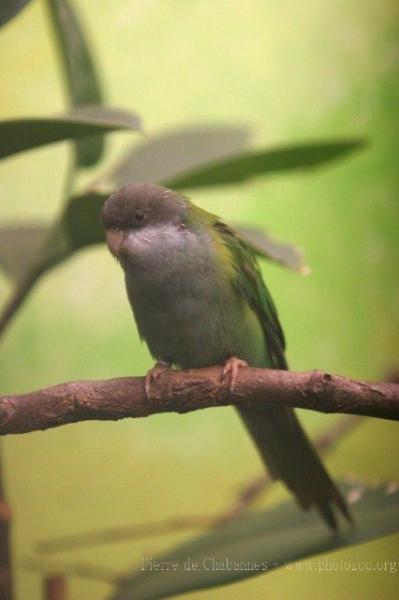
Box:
0, 0, 398, 598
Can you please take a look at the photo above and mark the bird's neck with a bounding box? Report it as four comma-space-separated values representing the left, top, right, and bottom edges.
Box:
121, 222, 226, 284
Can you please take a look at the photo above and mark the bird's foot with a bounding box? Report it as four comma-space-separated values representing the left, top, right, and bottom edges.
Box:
145, 360, 172, 399
222, 356, 248, 393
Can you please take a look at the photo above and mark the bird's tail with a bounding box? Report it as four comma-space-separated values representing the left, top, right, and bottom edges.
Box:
238, 405, 352, 529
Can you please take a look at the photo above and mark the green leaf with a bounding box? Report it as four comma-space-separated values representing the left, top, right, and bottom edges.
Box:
0, 224, 49, 281
0, 0, 33, 27
0, 197, 307, 284
164, 140, 366, 190
235, 226, 310, 274
0, 192, 308, 337
0, 109, 141, 160
62, 191, 106, 249
0, 137, 364, 338
17, 192, 108, 272
0, 192, 109, 336
45, 0, 104, 166
111, 125, 252, 187
111, 483, 399, 600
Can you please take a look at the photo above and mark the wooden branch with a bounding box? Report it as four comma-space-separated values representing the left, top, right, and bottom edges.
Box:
44, 576, 67, 600
0, 445, 13, 600
0, 367, 398, 436
26, 558, 119, 584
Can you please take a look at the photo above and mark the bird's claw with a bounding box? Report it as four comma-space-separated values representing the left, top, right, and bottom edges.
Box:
222, 356, 248, 392
144, 361, 171, 399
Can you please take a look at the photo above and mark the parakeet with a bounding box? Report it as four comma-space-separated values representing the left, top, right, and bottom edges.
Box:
102, 182, 350, 528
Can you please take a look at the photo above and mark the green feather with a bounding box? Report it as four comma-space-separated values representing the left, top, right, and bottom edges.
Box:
186, 200, 287, 369
214, 220, 287, 370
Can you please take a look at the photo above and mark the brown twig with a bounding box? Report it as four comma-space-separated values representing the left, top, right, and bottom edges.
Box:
0, 444, 13, 600
36, 415, 362, 553
0, 265, 45, 339
25, 558, 119, 584
0, 367, 398, 436
44, 575, 67, 600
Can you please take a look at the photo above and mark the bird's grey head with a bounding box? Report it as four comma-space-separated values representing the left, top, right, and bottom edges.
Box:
102, 182, 189, 266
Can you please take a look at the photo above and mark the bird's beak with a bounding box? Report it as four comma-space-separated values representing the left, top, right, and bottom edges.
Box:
105, 228, 127, 258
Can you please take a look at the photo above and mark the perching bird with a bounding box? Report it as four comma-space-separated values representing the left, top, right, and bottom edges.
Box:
102, 182, 351, 529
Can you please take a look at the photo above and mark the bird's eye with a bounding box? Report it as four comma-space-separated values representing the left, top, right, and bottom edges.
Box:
134, 210, 145, 222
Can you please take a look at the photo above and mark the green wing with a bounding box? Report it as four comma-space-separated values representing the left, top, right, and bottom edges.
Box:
200, 211, 350, 528
214, 220, 288, 370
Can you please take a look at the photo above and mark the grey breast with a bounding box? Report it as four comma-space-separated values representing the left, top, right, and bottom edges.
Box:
123, 223, 252, 368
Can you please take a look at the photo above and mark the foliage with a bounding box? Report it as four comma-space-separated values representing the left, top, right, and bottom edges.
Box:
112, 483, 399, 600
0, 1, 364, 338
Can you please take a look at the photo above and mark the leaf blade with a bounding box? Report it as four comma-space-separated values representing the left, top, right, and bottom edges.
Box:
0, 0, 33, 27
111, 483, 399, 600
236, 226, 310, 274
0, 224, 49, 281
111, 125, 252, 187
163, 140, 366, 190
0, 109, 141, 160
45, 0, 104, 166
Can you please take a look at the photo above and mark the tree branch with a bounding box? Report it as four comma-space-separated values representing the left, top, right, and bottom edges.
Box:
0, 367, 398, 436
44, 575, 67, 600
26, 558, 118, 585
0, 444, 13, 600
